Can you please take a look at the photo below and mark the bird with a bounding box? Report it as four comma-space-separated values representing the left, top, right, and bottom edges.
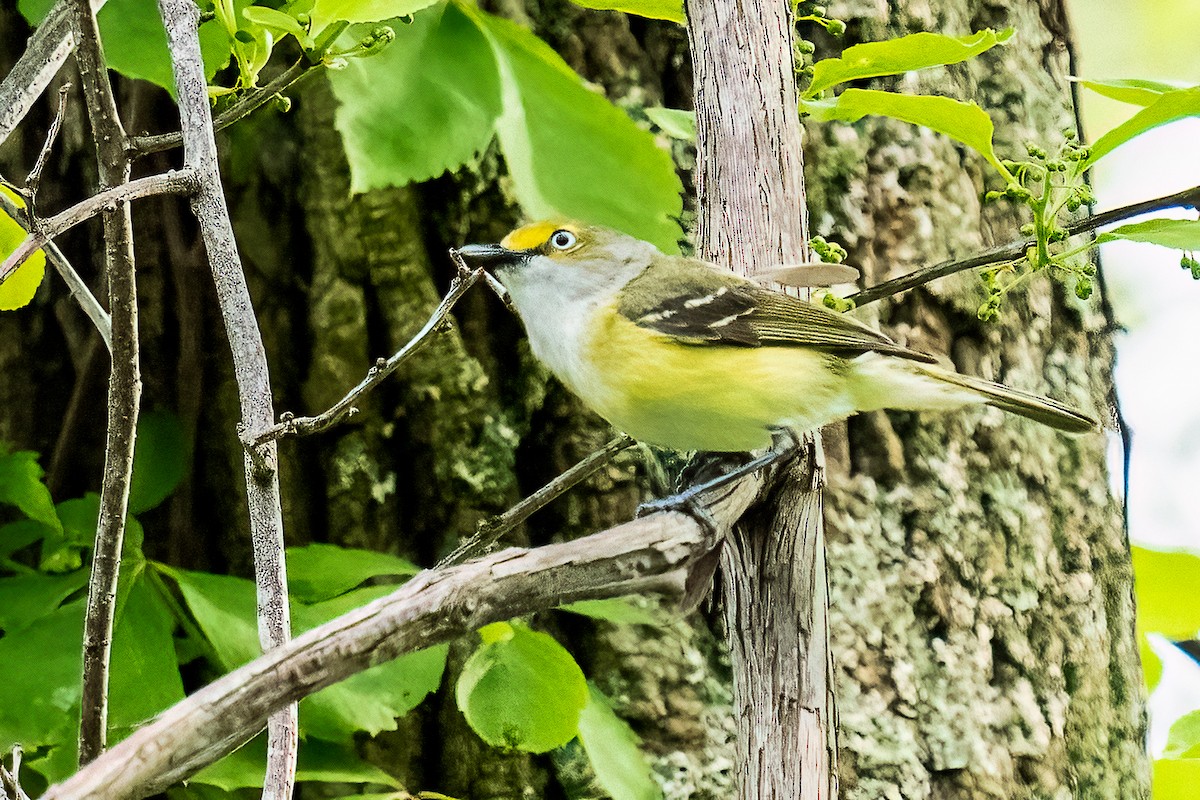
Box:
457, 220, 1096, 458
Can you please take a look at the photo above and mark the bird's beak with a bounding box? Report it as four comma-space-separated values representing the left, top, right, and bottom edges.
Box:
455, 243, 531, 271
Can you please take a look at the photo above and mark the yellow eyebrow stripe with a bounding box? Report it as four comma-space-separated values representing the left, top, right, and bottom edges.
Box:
501, 221, 562, 251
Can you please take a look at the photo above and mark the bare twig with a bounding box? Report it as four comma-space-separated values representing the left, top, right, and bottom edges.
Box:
41, 473, 769, 800
25, 82, 71, 208
250, 265, 487, 447
0, 191, 111, 350
439, 435, 636, 568
849, 183, 1200, 307
0, 746, 31, 800
0, 0, 106, 148
0, 169, 199, 286
70, 0, 140, 766
157, 0, 297, 796
129, 59, 312, 157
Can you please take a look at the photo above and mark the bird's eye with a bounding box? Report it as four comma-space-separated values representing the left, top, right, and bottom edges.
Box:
549, 230, 577, 250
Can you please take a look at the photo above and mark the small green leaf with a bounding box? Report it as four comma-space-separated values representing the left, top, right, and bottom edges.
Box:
0, 571, 87, 632
0, 518, 54, 560
1086, 87, 1200, 167
0, 187, 45, 311
1141, 634, 1163, 692
568, 0, 684, 24
1097, 218, 1200, 251
1075, 78, 1187, 107
0, 448, 60, 533
128, 409, 188, 515
643, 107, 696, 140
310, 0, 438, 31
243, 5, 314, 48
330, 2, 503, 189
577, 684, 662, 800
1153, 758, 1200, 800
802, 88, 1011, 180
287, 542, 419, 604
559, 598, 663, 626
1165, 709, 1200, 760
109, 571, 187, 735
1132, 546, 1200, 639
168, 568, 262, 669
456, 621, 589, 753
804, 29, 1013, 99
469, 7, 684, 251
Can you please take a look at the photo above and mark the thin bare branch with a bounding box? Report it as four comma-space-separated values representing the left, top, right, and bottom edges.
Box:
849, 183, 1200, 307
70, 0, 139, 765
0, 169, 199, 286
25, 82, 71, 207
0, 746, 31, 800
129, 59, 312, 157
0, 191, 111, 350
157, 0, 297, 795
439, 435, 637, 568
251, 265, 487, 447
42, 473, 769, 800
0, 0, 107, 148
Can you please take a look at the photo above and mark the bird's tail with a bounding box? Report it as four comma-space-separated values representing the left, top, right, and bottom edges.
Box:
912, 363, 1097, 433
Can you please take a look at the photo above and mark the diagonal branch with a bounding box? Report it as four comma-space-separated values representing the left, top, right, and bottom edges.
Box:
156, 1, 297, 796
250, 265, 487, 447
849, 182, 1200, 307
41, 474, 767, 800
0, 169, 199, 286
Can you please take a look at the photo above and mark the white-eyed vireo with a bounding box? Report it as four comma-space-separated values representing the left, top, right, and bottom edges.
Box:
458, 220, 1096, 454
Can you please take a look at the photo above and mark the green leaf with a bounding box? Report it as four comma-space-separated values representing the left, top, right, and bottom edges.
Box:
287, 542, 419, 603
1141, 634, 1163, 692
0, 571, 87, 632
1154, 758, 1200, 800
469, 7, 684, 252
576, 684, 662, 800
1165, 709, 1200, 760
243, 6, 312, 45
456, 620, 589, 753
1097, 218, 1200, 251
1075, 78, 1187, 107
311, 0, 439, 31
0, 601, 83, 752
168, 568, 262, 669
1132, 546, 1200, 639
0, 518, 54, 560
330, 2, 503, 190
1086, 87, 1200, 167
558, 598, 663, 626
0, 448, 60, 533
0, 187, 46, 311
804, 29, 1013, 99
568, 0, 684, 24
128, 409, 188, 515
802, 88, 1011, 180
19, 0, 230, 91
192, 734, 401, 790
108, 570, 187, 735
643, 106, 695, 140
296, 586, 447, 738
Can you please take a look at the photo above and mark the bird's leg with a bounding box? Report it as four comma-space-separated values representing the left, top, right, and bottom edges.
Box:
636, 428, 803, 532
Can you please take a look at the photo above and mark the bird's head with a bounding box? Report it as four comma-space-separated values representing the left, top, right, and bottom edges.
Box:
457, 220, 658, 304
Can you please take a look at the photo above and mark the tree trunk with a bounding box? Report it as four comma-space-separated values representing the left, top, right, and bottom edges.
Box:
0, 0, 1145, 797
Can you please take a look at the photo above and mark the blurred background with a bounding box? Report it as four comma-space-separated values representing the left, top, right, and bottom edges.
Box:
1069, 0, 1200, 753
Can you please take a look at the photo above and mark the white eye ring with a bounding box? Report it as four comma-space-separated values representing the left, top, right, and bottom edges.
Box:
549, 230, 577, 250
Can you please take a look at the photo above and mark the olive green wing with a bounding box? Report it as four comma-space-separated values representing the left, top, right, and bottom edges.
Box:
617, 257, 936, 363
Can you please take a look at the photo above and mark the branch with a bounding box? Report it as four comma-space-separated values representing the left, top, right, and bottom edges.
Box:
849, 182, 1200, 307
250, 265, 486, 447
157, 0, 297, 796
129, 59, 313, 158
69, 0, 139, 765
439, 435, 636, 568
0, 169, 199, 286
24, 82, 71, 209
0, 746, 30, 800
42, 474, 766, 800
0, 191, 111, 351
0, 0, 107, 149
